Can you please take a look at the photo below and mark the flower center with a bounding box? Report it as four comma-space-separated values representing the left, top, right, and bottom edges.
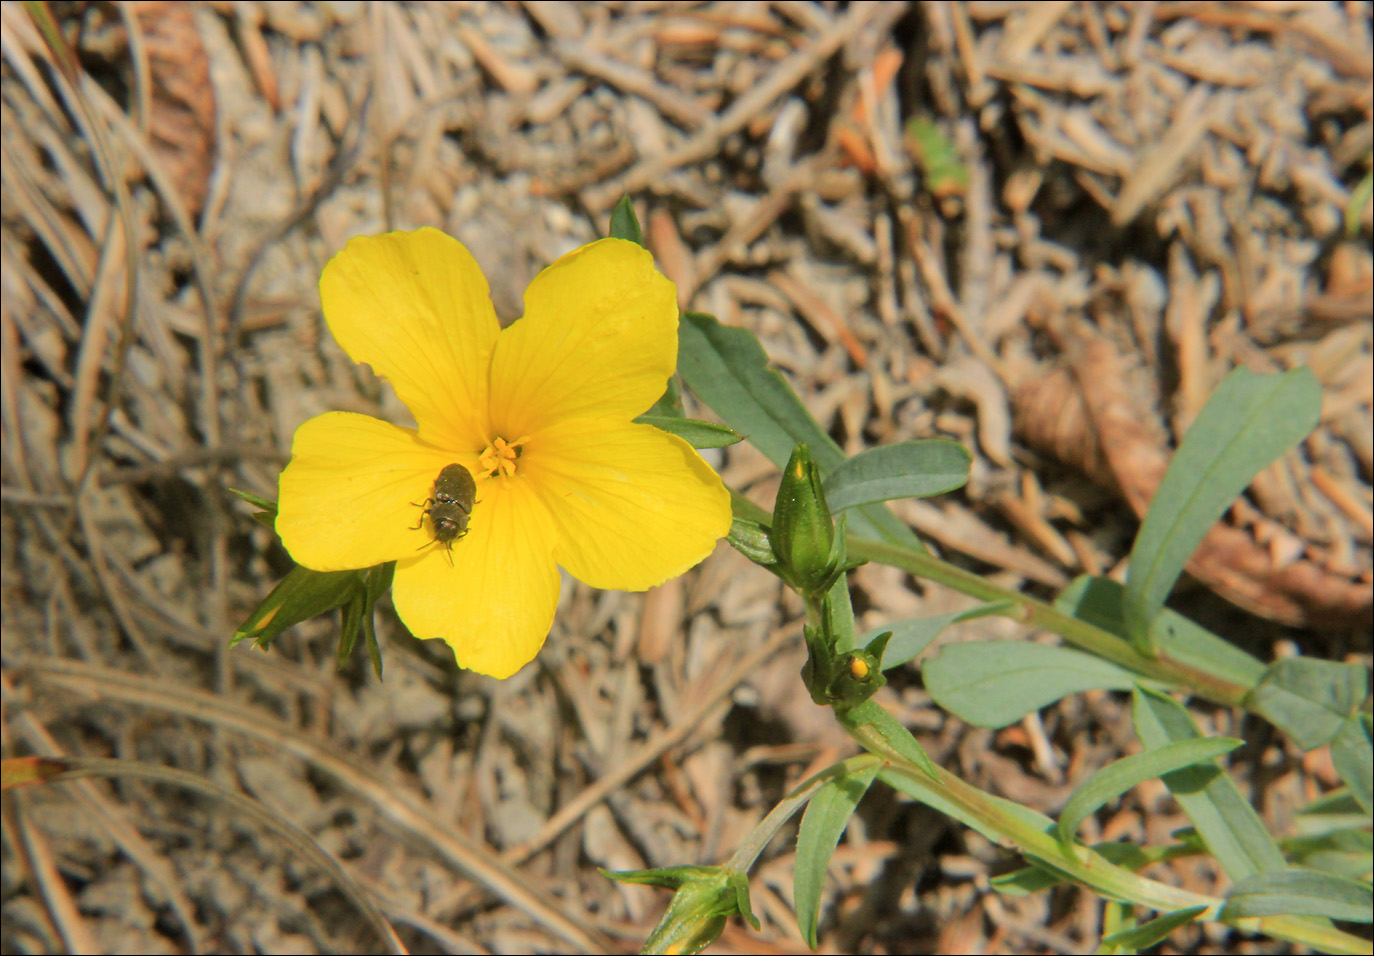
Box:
478, 435, 529, 478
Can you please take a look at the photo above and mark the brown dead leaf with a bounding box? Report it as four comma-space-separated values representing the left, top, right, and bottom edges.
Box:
132, 1, 216, 217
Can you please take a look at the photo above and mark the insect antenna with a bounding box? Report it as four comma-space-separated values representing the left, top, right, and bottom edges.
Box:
414, 537, 456, 567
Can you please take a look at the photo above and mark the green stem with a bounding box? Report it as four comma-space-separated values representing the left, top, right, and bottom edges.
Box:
845, 536, 1251, 708
863, 744, 1369, 955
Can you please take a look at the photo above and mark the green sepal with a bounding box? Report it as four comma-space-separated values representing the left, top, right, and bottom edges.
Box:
336, 563, 394, 679
635, 414, 743, 449
603, 864, 758, 955
233, 564, 361, 651
608, 195, 645, 246
234, 561, 394, 680
229, 486, 279, 529
727, 515, 776, 566
801, 623, 835, 706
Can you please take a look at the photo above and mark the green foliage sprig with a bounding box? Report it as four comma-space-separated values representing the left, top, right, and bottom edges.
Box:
601, 198, 1372, 955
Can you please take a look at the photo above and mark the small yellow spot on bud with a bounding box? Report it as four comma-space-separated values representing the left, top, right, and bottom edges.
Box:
849, 657, 870, 680
479, 435, 530, 478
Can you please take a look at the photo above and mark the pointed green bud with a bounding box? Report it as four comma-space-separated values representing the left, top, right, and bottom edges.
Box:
769, 444, 839, 595
234, 560, 394, 680
602, 865, 757, 955
825, 631, 891, 709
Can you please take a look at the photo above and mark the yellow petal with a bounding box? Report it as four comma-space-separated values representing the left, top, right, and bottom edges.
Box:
522, 419, 731, 590
489, 238, 678, 437
391, 476, 560, 678
320, 228, 498, 450
276, 412, 471, 570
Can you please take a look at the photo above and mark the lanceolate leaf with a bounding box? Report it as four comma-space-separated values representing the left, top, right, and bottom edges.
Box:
1220, 870, 1373, 923
677, 311, 923, 552
923, 642, 1144, 728
1057, 737, 1243, 843
1132, 686, 1287, 880
794, 762, 881, 949
232, 564, 362, 651
1246, 657, 1368, 751
1123, 366, 1321, 648
1330, 712, 1373, 816
1099, 905, 1208, 951
1056, 575, 1266, 690
859, 601, 1013, 671
823, 440, 971, 511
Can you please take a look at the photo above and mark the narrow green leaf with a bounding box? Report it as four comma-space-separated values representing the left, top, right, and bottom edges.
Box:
1100, 906, 1208, 950
677, 311, 923, 552
1057, 738, 1243, 843
990, 863, 1063, 896
1057, 576, 1266, 689
1295, 789, 1370, 837
338, 592, 363, 667
842, 700, 936, 778
794, 762, 880, 948
822, 440, 971, 511
634, 415, 743, 448
1220, 870, 1373, 923
726, 514, 776, 566
923, 642, 1144, 728
1247, 657, 1368, 750
360, 563, 392, 680
608, 196, 644, 246
1284, 826, 1374, 880
1331, 712, 1373, 816
228, 486, 278, 516
1097, 899, 1141, 955
1132, 686, 1287, 879
858, 601, 1014, 671
1124, 366, 1321, 647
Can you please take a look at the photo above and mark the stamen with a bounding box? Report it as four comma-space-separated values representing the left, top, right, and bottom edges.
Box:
479, 435, 530, 478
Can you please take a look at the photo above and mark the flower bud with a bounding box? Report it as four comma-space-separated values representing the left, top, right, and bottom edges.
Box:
769, 444, 839, 594
603, 864, 756, 955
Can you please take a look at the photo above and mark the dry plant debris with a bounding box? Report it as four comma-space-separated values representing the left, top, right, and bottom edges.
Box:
2, 2, 1370, 953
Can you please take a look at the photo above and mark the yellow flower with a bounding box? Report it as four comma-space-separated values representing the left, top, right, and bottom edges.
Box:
275, 228, 732, 678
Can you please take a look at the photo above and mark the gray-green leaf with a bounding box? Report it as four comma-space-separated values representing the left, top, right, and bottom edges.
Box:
1247, 657, 1369, 750
1056, 575, 1266, 690
923, 642, 1144, 728
822, 440, 971, 511
794, 762, 880, 949
859, 601, 1014, 671
1220, 870, 1373, 923
677, 311, 922, 552
1123, 366, 1321, 648
1331, 712, 1373, 816
1099, 905, 1209, 951
1132, 686, 1287, 880
1057, 737, 1243, 843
